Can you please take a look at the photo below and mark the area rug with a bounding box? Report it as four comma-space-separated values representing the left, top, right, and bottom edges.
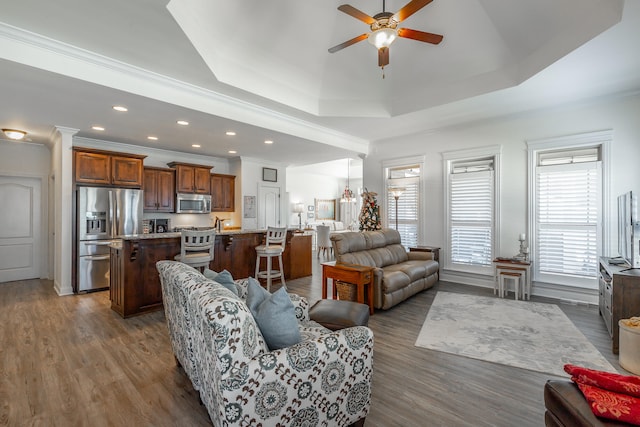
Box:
415, 292, 616, 377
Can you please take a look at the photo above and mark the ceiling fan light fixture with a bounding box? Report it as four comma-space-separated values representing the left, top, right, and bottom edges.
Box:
368, 27, 397, 49
2, 129, 27, 140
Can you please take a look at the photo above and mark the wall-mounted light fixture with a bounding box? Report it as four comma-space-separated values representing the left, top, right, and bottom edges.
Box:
2, 129, 27, 140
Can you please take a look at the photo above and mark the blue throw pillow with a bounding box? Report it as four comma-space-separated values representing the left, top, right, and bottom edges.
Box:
205, 269, 238, 296
203, 268, 218, 280
246, 278, 301, 351
215, 270, 239, 296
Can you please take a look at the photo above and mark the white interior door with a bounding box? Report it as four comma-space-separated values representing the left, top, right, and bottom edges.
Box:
259, 185, 280, 229
0, 176, 42, 283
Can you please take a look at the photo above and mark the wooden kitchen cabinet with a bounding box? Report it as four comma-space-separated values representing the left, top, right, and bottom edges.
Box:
212, 233, 263, 279
168, 162, 212, 194
144, 167, 175, 212
210, 173, 235, 212
74, 148, 145, 187
110, 237, 180, 318
283, 233, 312, 279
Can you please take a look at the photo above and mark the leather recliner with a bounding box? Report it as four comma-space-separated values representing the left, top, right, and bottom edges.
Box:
331, 229, 439, 310
544, 380, 633, 426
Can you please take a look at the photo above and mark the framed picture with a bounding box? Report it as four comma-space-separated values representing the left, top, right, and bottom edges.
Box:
262, 167, 277, 182
315, 199, 336, 221
307, 212, 314, 219
308, 205, 315, 211
243, 195, 256, 218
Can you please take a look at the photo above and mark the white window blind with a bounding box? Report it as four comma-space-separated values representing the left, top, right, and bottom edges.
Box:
386, 166, 420, 247
535, 162, 601, 286
449, 169, 494, 268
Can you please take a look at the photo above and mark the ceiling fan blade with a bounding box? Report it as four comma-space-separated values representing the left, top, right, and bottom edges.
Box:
337, 4, 377, 25
392, 0, 433, 23
397, 27, 443, 44
378, 47, 390, 67
328, 33, 369, 53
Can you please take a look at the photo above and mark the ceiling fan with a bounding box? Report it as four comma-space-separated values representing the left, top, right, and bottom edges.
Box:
328, 0, 443, 75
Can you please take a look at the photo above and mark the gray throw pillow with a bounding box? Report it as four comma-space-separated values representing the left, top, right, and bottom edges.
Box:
213, 269, 238, 296
246, 278, 301, 351
203, 268, 218, 280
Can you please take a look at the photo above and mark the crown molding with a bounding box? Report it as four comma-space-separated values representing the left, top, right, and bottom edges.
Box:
0, 22, 370, 154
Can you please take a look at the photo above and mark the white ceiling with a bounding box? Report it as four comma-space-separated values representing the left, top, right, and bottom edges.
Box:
0, 0, 639, 167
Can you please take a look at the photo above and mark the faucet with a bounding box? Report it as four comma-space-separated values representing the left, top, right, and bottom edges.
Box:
214, 216, 228, 232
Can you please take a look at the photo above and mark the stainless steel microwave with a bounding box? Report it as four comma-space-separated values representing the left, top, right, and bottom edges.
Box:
176, 193, 211, 214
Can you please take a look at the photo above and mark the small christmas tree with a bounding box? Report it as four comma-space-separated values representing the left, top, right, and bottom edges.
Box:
359, 189, 382, 231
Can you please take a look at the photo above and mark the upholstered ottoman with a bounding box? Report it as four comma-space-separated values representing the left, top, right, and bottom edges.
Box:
309, 299, 370, 331
544, 380, 634, 427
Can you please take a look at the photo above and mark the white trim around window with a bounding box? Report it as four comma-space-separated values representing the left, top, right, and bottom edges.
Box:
527, 130, 612, 290
382, 156, 426, 246
442, 145, 502, 276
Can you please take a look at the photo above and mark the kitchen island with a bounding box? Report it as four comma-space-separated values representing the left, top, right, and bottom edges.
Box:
109, 229, 312, 318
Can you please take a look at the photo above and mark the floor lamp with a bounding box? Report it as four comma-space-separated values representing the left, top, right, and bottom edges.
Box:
390, 187, 406, 231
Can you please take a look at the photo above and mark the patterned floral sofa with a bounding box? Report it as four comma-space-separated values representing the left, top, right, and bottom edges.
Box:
156, 260, 374, 426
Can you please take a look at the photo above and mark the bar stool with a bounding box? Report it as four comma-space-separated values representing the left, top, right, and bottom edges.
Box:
174, 229, 216, 272
255, 227, 287, 291
499, 271, 522, 300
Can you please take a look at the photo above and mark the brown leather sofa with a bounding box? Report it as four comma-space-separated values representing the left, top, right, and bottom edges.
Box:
544, 380, 633, 426
330, 229, 439, 310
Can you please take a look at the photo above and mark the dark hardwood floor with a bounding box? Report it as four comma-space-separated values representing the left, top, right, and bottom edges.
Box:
0, 255, 620, 426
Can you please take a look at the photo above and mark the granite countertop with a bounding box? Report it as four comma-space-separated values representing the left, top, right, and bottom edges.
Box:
118, 229, 270, 240
108, 240, 123, 250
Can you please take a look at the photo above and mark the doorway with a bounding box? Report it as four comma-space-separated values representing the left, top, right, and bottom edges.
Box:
258, 184, 281, 229
0, 176, 42, 283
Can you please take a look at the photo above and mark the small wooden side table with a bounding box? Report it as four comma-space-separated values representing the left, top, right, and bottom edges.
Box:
409, 246, 440, 263
321, 261, 375, 314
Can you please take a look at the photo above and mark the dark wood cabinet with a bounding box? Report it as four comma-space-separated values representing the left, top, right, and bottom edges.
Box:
168, 162, 211, 194
109, 231, 312, 318
74, 150, 110, 185
144, 167, 175, 212
210, 173, 235, 212
110, 237, 180, 318
212, 233, 263, 279
283, 233, 312, 279
74, 148, 145, 187
599, 257, 640, 354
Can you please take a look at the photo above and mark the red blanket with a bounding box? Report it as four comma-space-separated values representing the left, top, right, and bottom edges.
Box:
565, 364, 640, 425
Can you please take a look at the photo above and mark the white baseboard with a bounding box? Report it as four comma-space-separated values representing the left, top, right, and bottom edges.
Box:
54, 279, 74, 296
439, 271, 598, 305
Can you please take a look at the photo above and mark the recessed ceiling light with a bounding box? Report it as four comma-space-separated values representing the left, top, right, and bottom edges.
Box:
112, 105, 128, 112
228, 150, 237, 154
2, 129, 27, 140
147, 136, 158, 141
177, 120, 189, 126
226, 131, 236, 136
264, 140, 274, 144
192, 144, 201, 148
92, 126, 105, 131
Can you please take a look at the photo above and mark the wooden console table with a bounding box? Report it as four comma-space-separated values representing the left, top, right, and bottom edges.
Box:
321, 261, 374, 314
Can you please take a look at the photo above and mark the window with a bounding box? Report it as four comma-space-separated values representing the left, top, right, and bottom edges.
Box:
528, 131, 610, 289
385, 165, 420, 247
443, 146, 500, 275
531, 147, 603, 288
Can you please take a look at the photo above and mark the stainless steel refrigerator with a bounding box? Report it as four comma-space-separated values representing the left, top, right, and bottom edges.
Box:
77, 186, 143, 292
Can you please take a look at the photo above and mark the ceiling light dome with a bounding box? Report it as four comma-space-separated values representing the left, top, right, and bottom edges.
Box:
2, 129, 27, 140
368, 28, 398, 49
